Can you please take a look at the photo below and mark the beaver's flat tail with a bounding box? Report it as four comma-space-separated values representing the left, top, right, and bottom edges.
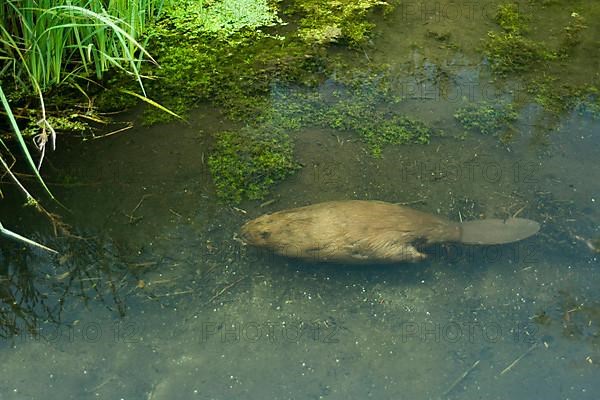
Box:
459, 218, 540, 245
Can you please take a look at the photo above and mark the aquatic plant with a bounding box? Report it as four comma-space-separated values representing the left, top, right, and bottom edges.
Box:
159, 0, 281, 37
526, 77, 600, 118
140, 0, 324, 122
483, 32, 552, 74
494, 3, 528, 34
266, 75, 435, 156
483, 3, 556, 74
559, 12, 587, 54
139, 41, 217, 124
454, 101, 517, 136
140, 0, 403, 201
208, 128, 299, 202
526, 77, 573, 115
478, 2, 598, 132
285, 0, 391, 46
575, 95, 600, 120
207, 70, 437, 202
139, 0, 397, 121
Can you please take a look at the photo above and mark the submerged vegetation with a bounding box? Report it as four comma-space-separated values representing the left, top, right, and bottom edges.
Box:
484, 4, 589, 76
286, 0, 390, 45
526, 78, 600, 120
209, 71, 437, 201
454, 101, 517, 136
208, 128, 299, 202
265, 75, 435, 156
575, 94, 600, 120
138, 0, 408, 201
484, 32, 552, 74
494, 3, 529, 34
137, 0, 392, 123
481, 1, 599, 132
483, 3, 555, 74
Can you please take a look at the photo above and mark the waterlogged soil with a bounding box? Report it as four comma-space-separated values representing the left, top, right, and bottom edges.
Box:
1, 2, 600, 399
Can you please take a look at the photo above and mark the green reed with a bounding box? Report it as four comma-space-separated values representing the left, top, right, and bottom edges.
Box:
0, 0, 166, 91
0, 0, 168, 251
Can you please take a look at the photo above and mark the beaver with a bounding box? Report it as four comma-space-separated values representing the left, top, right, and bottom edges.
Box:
240, 200, 540, 264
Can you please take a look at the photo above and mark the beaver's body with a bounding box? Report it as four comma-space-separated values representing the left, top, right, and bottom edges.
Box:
240, 200, 462, 263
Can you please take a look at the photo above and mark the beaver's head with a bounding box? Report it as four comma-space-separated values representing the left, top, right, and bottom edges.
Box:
240, 215, 275, 246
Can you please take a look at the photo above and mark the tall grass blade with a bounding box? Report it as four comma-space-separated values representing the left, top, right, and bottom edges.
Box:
0, 222, 58, 253
0, 84, 55, 199
120, 89, 185, 120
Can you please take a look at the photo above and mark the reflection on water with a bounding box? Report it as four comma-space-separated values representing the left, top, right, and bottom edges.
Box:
0, 235, 136, 338
1, 1, 599, 399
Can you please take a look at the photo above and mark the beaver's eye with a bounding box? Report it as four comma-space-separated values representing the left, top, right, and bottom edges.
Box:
260, 231, 271, 239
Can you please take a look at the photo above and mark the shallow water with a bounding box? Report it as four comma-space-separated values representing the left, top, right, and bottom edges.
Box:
1, 1, 600, 399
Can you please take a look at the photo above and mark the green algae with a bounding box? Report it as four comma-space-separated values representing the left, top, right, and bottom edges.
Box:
140, 0, 396, 124
140, 26, 327, 124
454, 101, 517, 136
479, 1, 599, 131
575, 95, 600, 120
484, 31, 553, 74
208, 128, 299, 203
494, 3, 529, 34
285, 0, 391, 46
527, 78, 600, 118
135, 0, 428, 203
207, 70, 437, 202
159, 0, 282, 38
265, 71, 435, 157
559, 12, 587, 54
483, 3, 559, 75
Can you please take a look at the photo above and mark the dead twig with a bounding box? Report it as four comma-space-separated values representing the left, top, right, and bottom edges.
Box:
443, 359, 480, 397
206, 276, 248, 305
152, 290, 196, 298
260, 199, 277, 208
169, 209, 182, 218
396, 197, 427, 206
500, 343, 538, 376
202, 264, 220, 278
124, 194, 151, 224
512, 204, 528, 218
128, 261, 158, 268
84, 123, 133, 141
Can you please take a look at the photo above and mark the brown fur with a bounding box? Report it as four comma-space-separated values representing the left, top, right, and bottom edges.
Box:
240, 200, 461, 263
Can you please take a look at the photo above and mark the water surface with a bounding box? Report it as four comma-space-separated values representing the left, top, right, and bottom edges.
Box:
1, 1, 599, 399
